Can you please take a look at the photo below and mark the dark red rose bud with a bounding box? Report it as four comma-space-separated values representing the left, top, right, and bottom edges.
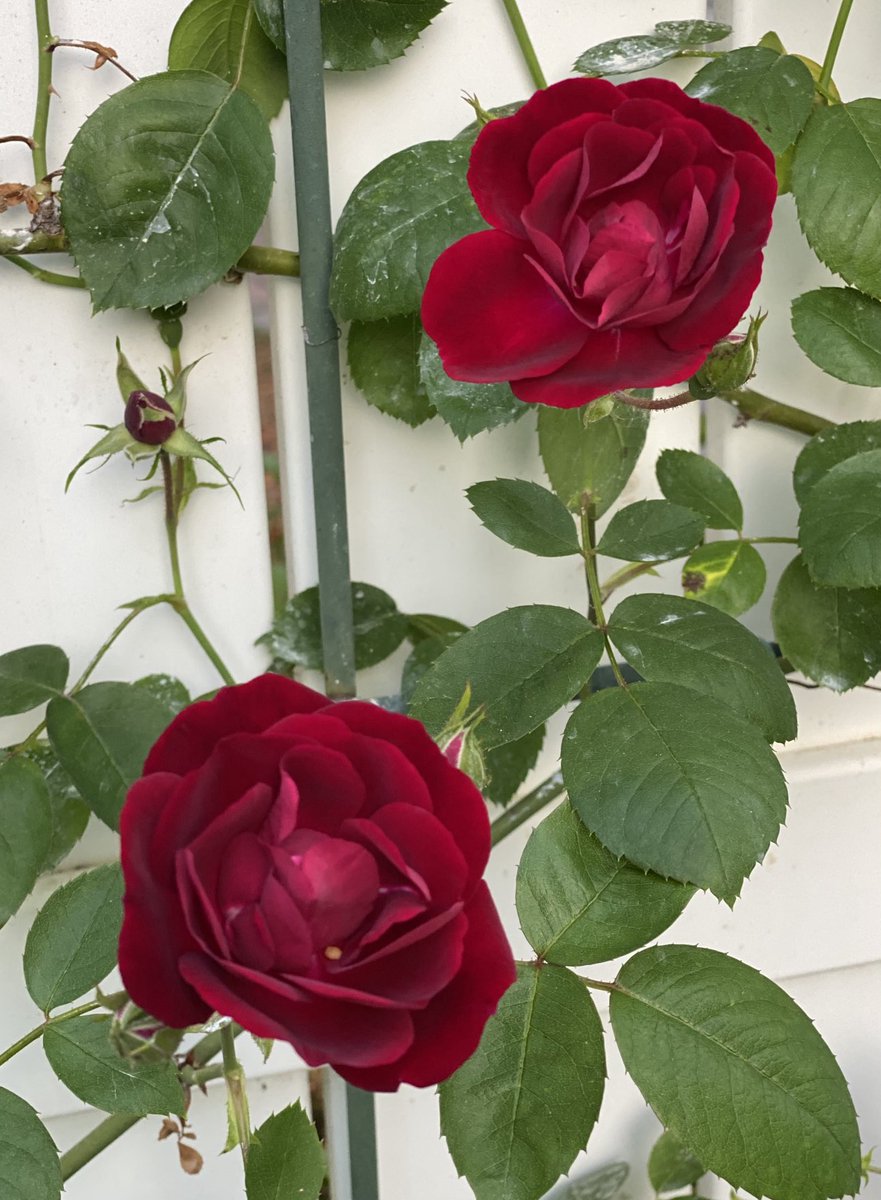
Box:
124, 389, 177, 445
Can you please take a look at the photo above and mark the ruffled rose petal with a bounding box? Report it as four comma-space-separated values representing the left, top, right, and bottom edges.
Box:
144, 674, 327, 775
336, 883, 516, 1090
421, 230, 587, 383
368, 804, 468, 908
276, 743, 367, 832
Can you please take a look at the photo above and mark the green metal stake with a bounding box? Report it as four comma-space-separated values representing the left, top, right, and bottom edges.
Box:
281, 3, 379, 1198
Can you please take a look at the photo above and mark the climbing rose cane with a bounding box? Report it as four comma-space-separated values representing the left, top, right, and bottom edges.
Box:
421, 77, 777, 408
118, 674, 516, 1091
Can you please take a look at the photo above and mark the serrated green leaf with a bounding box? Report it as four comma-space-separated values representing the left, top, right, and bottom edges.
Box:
134, 674, 192, 715
517, 802, 693, 965
245, 1103, 326, 1200
410, 606, 603, 749
562, 683, 787, 901
792, 288, 881, 386
611, 945, 861, 1200
653, 21, 731, 44
0, 758, 51, 925
648, 1129, 705, 1193
681, 540, 766, 616
440, 963, 605, 1200
794, 421, 881, 505
792, 100, 881, 298
330, 140, 485, 322
574, 36, 684, 77
348, 314, 435, 427
656, 450, 742, 531
44, 1015, 185, 1116
483, 724, 545, 807
538, 402, 649, 517
0, 645, 69, 716
799, 449, 881, 587
467, 479, 581, 557
772, 554, 881, 690
63, 71, 274, 311
168, 0, 288, 119
597, 500, 705, 562
608, 593, 796, 743
404, 612, 468, 642
262, 582, 408, 672
0, 1087, 61, 1200
46, 683, 175, 830
23, 744, 90, 873
556, 1162, 629, 1200
401, 633, 461, 705
686, 47, 815, 154
419, 335, 525, 440
25, 865, 124, 1013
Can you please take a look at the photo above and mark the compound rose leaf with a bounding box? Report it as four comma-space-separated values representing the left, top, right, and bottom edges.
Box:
440, 963, 605, 1200
63, 71, 274, 311
597, 500, 705, 562
245, 1103, 326, 1200
680, 541, 766, 617
655, 449, 743, 531
611, 945, 861, 1200
466, 478, 581, 558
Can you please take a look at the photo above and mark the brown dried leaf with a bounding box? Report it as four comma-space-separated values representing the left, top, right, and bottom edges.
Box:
158, 1117, 180, 1142
0, 182, 31, 212
178, 1143, 204, 1175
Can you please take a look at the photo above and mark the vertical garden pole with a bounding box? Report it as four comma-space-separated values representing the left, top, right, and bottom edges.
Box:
281, 3, 380, 1198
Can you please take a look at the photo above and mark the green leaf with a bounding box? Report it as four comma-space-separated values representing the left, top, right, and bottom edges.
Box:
466, 479, 581, 557
0, 1087, 61, 1200
0, 758, 51, 925
134, 674, 192, 715
168, 0, 288, 119
410, 606, 603, 749
24, 864, 124, 1013
611, 945, 862, 1200
517, 802, 693, 965
46, 682, 175, 830
405, 612, 468, 642
419, 335, 525, 440
0, 645, 69, 716
245, 1103, 326, 1200
608, 593, 797, 743
681, 540, 766, 617
401, 632, 461, 705
23, 745, 90, 872
63, 71, 274, 311
772, 554, 881, 690
440, 963, 605, 1200
555, 1163, 629, 1200
348, 314, 435, 427
792, 288, 881, 386
43, 1015, 185, 1116
483, 724, 545, 807
597, 500, 705, 562
573, 22, 730, 77
648, 1130, 705, 1193
538, 402, 649, 517
254, 0, 446, 69
562, 683, 787, 902
655, 449, 743, 531
686, 47, 815, 155
262, 582, 408, 672
794, 421, 881, 505
799, 449, 881, 587
792, 100, 881, 299
330, 139, 484, 322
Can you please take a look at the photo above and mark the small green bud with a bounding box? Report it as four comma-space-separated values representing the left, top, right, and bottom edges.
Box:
689, 312, 767, 400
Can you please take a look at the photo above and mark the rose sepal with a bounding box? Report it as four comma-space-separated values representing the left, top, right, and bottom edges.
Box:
161, 427, 242, 506
65, 423, 156, 491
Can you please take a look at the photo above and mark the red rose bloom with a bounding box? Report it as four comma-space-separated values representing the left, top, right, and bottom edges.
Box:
421, 77, 777, 408
118, 674, 515, 1091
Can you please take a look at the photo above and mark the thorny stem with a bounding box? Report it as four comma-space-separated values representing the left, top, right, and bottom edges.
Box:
615, 388, 695, 411
819, 0, 855, 93
0, 233, 301, 277
719, 389, 835, 437
221, 1023, 251, 1164
0, 1001, 100, 1069
5, 254, 85, 288
490, 770, 565, 846
580, 506, 628, 688
499, 0, 548, 90
31, 0, 54, 180
47, 39, 138, 83
579, 976, 618, 994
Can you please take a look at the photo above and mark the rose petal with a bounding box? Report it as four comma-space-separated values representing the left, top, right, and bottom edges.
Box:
336, 882, 516, 1090
144, 674, 328, 775
297, 836, 381, 946
368, 804, 468, 908
421, 229, 586, 383
342, 734, 434, 816
184, 779, 275, 904
276, 743, 367, 833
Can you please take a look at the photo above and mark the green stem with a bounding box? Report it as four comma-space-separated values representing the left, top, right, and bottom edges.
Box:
5, 255, 85, 288
0, 233, 299, 275
580, 508, 627, 688
236, 245, 300, 277
600, 560, 661, 603
719, 390, 835, 437
578, 976, 618, 994
490, 770, 565, 846
0, 231, 66, 255
221, 1023, 251, 1163
173, 601, 236, 686
819, 0, 855, 92
31, 0, 53, 180
170, 344, 182, 379
745, 536, 798, 545
0, 1001, 100, 1069
499, 0, 547, 89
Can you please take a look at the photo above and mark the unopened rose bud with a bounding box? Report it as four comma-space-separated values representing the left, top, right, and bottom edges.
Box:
689, 312, 767, 400
124, 389, 177, 445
